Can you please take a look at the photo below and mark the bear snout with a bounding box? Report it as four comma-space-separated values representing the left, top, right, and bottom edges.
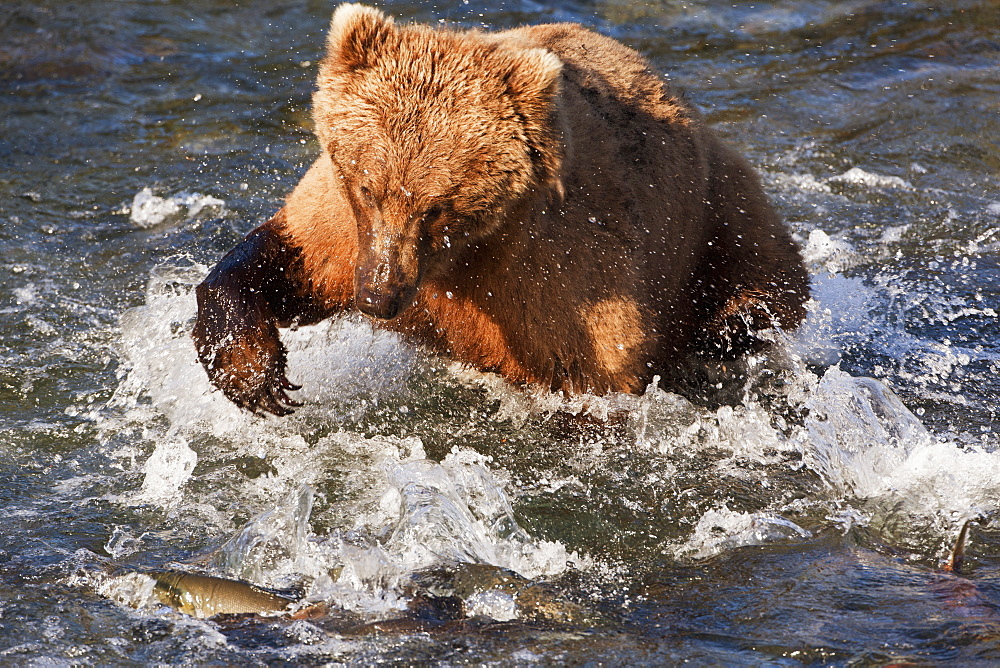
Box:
354, 259, 417, 319
353, 225, 423, 319
355, 282, 408, 319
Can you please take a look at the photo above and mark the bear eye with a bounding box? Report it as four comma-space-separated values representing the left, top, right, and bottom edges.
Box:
358, 186, 375, 207
423, 205, 443, 224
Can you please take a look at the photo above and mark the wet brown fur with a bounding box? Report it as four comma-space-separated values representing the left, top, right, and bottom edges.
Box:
193, 4, 808, 414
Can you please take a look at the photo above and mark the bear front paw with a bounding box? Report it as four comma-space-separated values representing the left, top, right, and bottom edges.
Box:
192, 287, 302, 416
200, 332, 302, 416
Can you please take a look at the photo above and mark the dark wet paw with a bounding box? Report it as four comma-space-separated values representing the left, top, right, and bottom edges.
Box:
193, 320, 303, 417
244, 373, 303, 417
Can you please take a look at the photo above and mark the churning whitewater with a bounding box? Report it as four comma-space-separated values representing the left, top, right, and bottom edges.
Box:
89, 211, 1000, 627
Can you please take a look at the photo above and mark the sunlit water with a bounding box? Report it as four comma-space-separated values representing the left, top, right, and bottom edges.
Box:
3, 0, 1000, 664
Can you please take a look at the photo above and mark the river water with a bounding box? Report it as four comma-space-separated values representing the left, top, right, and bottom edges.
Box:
2, 0, 1000, 664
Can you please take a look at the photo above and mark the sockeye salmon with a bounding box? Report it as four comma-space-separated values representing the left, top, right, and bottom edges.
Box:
150, 570, 297, 619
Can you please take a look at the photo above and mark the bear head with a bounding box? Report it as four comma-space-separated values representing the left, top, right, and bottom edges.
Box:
313, 3, 566, 319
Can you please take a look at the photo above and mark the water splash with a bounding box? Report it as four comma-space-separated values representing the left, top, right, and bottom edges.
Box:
143, 439, 580, 618
132, 435, 198, 507
109, 259, 417, 438
128, 188, 225, 229
672, 507, 812, 561
207, 484, 322, 589
801, 369, 931, 497
95, 245, 1000, 618
380, 450, 574, 580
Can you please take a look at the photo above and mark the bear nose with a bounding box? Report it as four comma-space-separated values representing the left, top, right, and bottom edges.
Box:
355, 284, 403, 319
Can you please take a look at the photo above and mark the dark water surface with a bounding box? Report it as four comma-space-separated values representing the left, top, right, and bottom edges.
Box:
3, 0, 1000, 664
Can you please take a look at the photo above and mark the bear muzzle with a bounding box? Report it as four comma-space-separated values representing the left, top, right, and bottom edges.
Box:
354, 260, 418, 320
355, 282, 409, 319
353, 219, 425, 319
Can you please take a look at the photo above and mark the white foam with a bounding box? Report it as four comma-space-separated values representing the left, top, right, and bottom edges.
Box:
95, 571, 160, 612
465, 590, 519, 621
827, 166, 913, 190
133, 435, 199, 506
879, 224, 910, 245
801, 229, 856, 273
13, 282, 38, 306
771, 172, 833, 194
129, 188, 225, 228
672, 507, 811, 560
668, 363, 1000, 561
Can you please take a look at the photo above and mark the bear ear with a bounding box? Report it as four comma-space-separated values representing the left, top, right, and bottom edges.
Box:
325, 3, 395, 71
505, 48, 567, 200
504, 48, 563, 106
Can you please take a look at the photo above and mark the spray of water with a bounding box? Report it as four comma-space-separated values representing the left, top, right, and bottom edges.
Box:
95, 228, 1000, 620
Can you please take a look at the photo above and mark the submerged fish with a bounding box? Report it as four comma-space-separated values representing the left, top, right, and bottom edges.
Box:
408, 562, 595, 625
149, 570, 297, 619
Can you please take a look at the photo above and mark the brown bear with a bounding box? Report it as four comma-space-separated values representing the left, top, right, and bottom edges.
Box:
192, 4, 809, 416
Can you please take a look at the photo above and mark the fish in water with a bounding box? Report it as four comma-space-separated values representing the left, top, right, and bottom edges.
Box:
405, 562, 596, 625
149, 570, 297, 619
941, 518, 976, 574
